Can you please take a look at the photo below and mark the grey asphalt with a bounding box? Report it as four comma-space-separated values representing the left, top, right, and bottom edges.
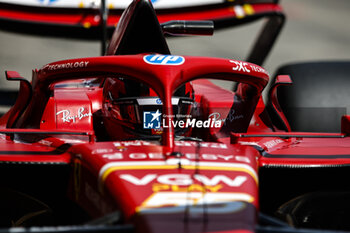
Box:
0, 0, 349, 90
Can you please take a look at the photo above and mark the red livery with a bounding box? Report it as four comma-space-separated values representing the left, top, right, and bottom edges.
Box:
0, 1, 349, 233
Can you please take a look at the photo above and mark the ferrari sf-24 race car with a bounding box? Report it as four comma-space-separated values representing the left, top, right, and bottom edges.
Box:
1, 0, 350, 233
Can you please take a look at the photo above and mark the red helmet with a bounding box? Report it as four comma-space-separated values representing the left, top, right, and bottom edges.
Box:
102, 77, 194, 141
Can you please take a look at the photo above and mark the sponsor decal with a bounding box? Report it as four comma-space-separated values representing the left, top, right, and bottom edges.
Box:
138, 200, 247, 214
43, 61, 89, 71
102, 153, 124, 160
230, 60, 250, 73
156, 98, 162, 104
175, 141, 228, 149
152, 183, 223, 192
113, 141, 152, 147
230, 60, 268, 75
98, 161, 258, 192
143, 110, 161, 129
151, 128, 163, 135
137, 97, 174, 105
208, 112, 226, 124
227, 109, 244, 122
209, 111, 244, 124
263, 139, 284, 149
56, 107, 92, 123
102, 152, 250, 163
92, 148, 114, 154
249, 64, 269, 75
144, 55, 185, 65
120, 174, 247, 187
38, 139, 53, 146
38, 0, 59, 4
112, 141, 227, 149
138, 192, 253, 211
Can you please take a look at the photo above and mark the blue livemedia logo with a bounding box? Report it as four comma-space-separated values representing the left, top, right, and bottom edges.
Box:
143, 110, 162, 129
144, 55, 185, 66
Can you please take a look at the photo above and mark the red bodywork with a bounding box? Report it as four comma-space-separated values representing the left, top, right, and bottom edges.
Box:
0, 54, 266, 232
0, 1, 349, 233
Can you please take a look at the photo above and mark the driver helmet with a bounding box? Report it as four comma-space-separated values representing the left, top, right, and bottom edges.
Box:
102, 77, 194, 140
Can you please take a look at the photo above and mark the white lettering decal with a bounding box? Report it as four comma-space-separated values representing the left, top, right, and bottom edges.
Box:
230, 60, 250, 73
101, 152, 249, 163
56, 107, 92, 123
227, 109, 244, 122
39, 140, 53, 146
234, 156, 251, 163
102, 153, 123, 160
174, 141, 228, 149
44, 61, 89, 71
194, 174, 247, 187
148, 153, 165, 159
249, 64, 269, 76
92, 148, 114, 154
113, 141, 152, 147
112, 141, 227, 149
121, 174, 247, 187
120, 174, 157, 185
216, 155, 234, 161
202, 154, 218, 160
157, 174, 193, 186
263, 139, 284, 149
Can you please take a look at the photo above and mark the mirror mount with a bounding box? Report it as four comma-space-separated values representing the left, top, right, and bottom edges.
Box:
268, 75, 292, 132
5, 71, 32, 129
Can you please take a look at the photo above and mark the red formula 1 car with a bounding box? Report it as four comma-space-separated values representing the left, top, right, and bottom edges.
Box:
1, 1, 350, 233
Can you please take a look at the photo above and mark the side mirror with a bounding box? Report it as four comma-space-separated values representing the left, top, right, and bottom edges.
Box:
161, 20, 214, 36
341, 115, 350, 135
269, 75, 293, 132
6, 71, 29, 82
6, 71, 21, 79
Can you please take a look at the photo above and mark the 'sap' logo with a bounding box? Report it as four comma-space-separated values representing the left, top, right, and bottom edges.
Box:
143, 110, 162, 129
144, 55, 185, 65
